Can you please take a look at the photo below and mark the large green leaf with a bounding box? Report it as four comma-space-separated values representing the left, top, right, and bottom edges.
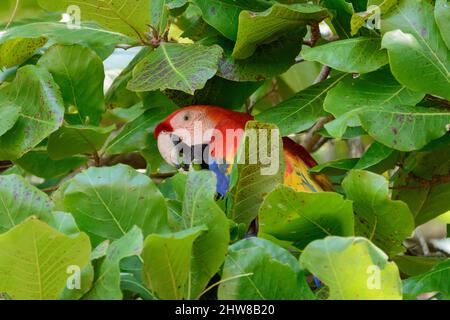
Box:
302, 37, 389, 73
218, 238, 314, 300
0, 174, 53, 233
403, 259, 450, 300
58, 164, 169, 246
15, 150, 87, 179
227, 121, 285, 228
48, 125, 115, 160
128, 43, 223, 94
300, 237, 402, 300
435, 0, 450, 49
0, 218, 91, 300
84, 227, 143, 300
324, 69, 425, 138
181, 172, 230, 299
38, 0, 151, 39
38, 44, 105, 125
257, 74, 348, 136
358, 105, 450, 151
259, 186, 354, 249
191, 0, 272, 41
0, 66, 65, 160
0, 37, 47, 68
232, 3, 329, 59
142, 226, 206, 300
381, 0, 450, 100
342, 170, 414, 256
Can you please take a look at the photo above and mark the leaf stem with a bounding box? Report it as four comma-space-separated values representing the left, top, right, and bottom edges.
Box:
4, 0, 19, 31
196, 273, 254, 300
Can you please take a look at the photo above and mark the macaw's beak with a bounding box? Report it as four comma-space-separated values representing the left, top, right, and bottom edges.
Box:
156, 131, 186, 170
156, 131, 210, 171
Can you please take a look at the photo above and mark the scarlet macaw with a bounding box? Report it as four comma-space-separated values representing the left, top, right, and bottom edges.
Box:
155, 105, 333, 196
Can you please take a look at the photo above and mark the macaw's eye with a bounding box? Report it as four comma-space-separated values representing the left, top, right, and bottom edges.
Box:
183, 115, 189, 121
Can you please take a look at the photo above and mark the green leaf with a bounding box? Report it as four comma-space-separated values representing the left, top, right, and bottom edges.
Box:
407, 183, 450, 226
300, 237, 402, 300
324, 69, 425, 138
342, 170, 414, 256
128, 43, 223, 94
350, 0, 397, 36
105, 47, 152, 109
381, 0, 450, 100
403, 259, 450, 299
233, 3, 329, 59
48, 125, 115, 160
394, 255, 446, 277
257, 74, 349, 136
121, 274, 156, 300
321, 0, 354, 39
158, 173, 187, 202
38, 44, 105, 125
393, 143, 450, 225
58, 164, 169, 246
218, 237, 314, 300
310, 158, 359, 175
259, 186, 354, 249
435, 0, 450, 49
0, 218, 91, 300
0, 92, 20, 138
38, 0, 151, 39
106, 108, 172, 155
0, 22, 137, 54
166, 76, 262, 109
214, 34, 304, 82
358, 105, 450, 151
181, 172, 229, 299
48, 211, 81, 238
354, 142, 395, 170
14, 150, 87, 179
0, 174, 53, 234
0, 65, 65, 160
142, 226, 207, 300
84, 227, 143, 300
191, 0, 272, 41
0, 37, 47, 68
302, 37, 388, 73
227, 121, 285, 227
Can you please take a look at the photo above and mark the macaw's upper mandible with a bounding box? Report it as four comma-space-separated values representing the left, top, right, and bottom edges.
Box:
155, 105, 333, 196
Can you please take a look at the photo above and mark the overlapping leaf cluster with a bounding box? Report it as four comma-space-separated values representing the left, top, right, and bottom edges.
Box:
0, 0, 448, 300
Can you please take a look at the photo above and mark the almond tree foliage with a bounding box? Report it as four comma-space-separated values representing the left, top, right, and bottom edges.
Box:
0, 0, 449, 300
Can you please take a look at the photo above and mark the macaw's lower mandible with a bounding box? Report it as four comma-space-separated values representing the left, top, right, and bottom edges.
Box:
155, 105, 333, 196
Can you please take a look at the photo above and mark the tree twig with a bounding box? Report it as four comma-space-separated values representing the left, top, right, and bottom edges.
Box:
303, 116, 333, 152
93, 152, 101, 167
390, 173, 450, 190
314, 65, 332, 84
425, 95, 450, 109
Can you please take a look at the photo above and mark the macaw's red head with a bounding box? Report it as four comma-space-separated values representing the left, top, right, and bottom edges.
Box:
154, 105, 253, 168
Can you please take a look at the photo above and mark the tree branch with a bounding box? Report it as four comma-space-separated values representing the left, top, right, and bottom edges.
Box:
390, 173, 450, 190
